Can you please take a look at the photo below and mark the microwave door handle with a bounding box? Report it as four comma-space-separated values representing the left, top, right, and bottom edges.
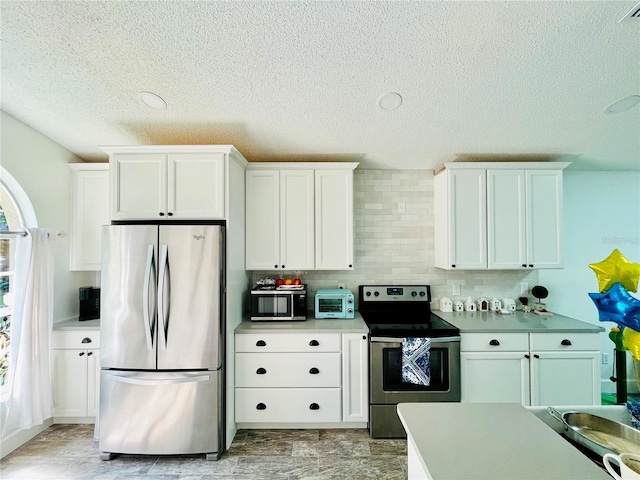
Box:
142, 245, 155, 350
157, 244, 169, 350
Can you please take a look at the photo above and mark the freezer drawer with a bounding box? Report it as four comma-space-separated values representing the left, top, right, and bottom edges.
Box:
99, 370, 222, 456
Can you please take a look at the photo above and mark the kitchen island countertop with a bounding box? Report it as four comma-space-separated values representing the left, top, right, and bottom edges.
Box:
397, 402, 611, 480
434, 310, 604, 333
236, 313, 368, 334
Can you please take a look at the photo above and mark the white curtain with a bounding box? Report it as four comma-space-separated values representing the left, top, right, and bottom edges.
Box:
1, 228, 56, 435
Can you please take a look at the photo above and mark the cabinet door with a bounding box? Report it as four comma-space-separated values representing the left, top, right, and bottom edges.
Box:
167, 153, 225, 219
525, 170, 563, 268
87, 349, 100, 417
531, 351, 600, 406
53, 349, 89, 417
280, 170, 315, 270
315, 170, 354, 270
70, 166, 109, 271
461, 352, 530, 405
245, 170, 280, 270
447, 169, 487, 269
487, 169, 526, 269
342, 333, 368, 422
111, 153, 166, 220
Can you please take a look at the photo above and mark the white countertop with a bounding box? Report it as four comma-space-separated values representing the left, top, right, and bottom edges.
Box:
236, 313, 368, 334
54, 319, 100, 331
434, 310, 604, 333
397, 402, 611, 480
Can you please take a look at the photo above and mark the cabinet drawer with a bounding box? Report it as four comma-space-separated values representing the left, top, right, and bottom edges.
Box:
461, 333, 529, 352
236, 353, 341, 388
53, 330, 101, 349
235, 333, 341, 353
530, 333, 599, 351
235, 388, 341, 423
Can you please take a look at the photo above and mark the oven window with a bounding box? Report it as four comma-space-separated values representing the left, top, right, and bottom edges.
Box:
382, 346, 449, 392
256, 295, 291, 316
318, 298, 342, 313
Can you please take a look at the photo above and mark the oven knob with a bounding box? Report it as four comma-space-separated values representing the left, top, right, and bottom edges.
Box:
366, 291, 371, 297
419, 291, 426, 297
374, 291, 379, 297
347, 298, 353, 304
411, 291, 417, 297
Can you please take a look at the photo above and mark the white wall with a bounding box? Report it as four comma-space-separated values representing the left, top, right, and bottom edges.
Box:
0, 110, 97, 322
539, 170, 640, 393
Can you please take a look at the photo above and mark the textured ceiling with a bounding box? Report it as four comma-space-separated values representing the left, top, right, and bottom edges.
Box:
1, 1, 639, 170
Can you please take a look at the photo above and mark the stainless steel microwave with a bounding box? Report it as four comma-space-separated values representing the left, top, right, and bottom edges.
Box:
315, 289, 355, 319
250, 286, 308, 321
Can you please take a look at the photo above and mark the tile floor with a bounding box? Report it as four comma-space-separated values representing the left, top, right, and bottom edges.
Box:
1, 425, 407, 479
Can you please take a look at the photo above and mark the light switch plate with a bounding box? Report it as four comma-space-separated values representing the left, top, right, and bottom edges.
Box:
452, 284, 461, 296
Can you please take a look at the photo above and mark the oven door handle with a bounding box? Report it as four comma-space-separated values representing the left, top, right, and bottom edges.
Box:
370, 336, 461, 344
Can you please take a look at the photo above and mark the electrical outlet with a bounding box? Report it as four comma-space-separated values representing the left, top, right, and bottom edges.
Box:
452, 284, 461, 296
397, 202, 406, 214
520, 282, 529, 295
602, 353, 610, 364
337, 283, 345, 289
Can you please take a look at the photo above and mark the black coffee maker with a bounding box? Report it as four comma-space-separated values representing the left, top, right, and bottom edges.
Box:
79, 286, 100, 321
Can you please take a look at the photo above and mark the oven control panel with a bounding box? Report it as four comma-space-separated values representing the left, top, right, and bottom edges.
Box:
360, 285, 430, 302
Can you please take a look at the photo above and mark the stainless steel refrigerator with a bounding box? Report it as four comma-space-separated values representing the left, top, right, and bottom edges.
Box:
98, 224, 225, 460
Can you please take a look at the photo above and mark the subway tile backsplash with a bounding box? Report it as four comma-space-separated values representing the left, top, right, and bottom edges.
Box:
251, 169, 538, 307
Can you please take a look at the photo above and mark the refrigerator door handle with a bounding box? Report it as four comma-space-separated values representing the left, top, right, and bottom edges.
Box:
142, 245, 155, 350
106, 372, 211, 386
158, 244, 169, 350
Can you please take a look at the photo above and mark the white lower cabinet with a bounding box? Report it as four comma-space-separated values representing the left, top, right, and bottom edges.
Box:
461, 332, 600, 406
52, 330, 100, 421
235, 331, 368, 425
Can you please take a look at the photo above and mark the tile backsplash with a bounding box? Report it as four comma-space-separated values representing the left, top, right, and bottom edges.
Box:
251, 169, 538, 308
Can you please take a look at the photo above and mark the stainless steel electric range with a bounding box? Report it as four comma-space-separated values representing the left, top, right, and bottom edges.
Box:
359, 285, 461, 438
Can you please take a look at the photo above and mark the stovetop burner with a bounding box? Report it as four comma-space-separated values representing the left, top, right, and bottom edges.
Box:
359, 285, 460, 338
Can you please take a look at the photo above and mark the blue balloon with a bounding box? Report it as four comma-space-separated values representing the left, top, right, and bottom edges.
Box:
589, 282, 640, 330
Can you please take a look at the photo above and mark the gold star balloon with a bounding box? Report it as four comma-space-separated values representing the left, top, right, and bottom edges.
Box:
589, 249, 640, 293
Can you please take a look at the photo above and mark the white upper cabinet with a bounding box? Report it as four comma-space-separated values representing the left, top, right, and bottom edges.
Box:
69, 164, 110, 271
434, 168, 487, 269
102, 146, 241, 221
245, 163, 358, 271
315, 169, 355, 270
435, 162, 569, 270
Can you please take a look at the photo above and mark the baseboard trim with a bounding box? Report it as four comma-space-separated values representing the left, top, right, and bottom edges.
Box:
0, 418, 53, 459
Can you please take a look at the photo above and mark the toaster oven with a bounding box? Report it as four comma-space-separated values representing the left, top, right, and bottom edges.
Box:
315, 289, 355, 319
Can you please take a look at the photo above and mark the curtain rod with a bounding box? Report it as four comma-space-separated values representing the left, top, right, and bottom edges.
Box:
0, 230, 65, 238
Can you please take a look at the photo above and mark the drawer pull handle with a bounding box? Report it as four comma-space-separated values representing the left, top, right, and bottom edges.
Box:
79, 352, 85, 357
309, 403, 320, 410
309, 367, 320, 374
87, 352, 93, 356
256, 340, 267, 347
525, 354, 530, 359
256, 368, 267, 375
256, 403, 267, 410
560, 339, 572, 346
489, 339, 500, 346
534, 354, 540, 359
309, 340, 320, 347
81, 337, 92, 344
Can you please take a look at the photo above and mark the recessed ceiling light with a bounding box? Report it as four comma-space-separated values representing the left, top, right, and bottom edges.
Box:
376, 92, 403, 111
139, 91, 167, 109
604, 95, 640, 114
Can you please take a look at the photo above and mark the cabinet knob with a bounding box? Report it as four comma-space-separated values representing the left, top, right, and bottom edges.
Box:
274, 265, 278, 268
489, 339, 500, 346
534, 354, 540, 359
281, 265, 285, 268
309, 340, 320, 347
451, 264, 456, 268
528, 264, 534, 268
167, 212, 173, 217
87, 351, 93, 356
256, 340, 267, 347
256, 403, 267, 410
159, 212, 165, 216
79, 352, 85, 356
309, 403, 320, 410
560, 339, 572, 346
309, 367, 320, 374
256, 368, 267, 375
522, 264, 527, 268
525, 354, 530, 359
81, 337, 92, 344
348, 264, 353, 268
363, 335, 367, 340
